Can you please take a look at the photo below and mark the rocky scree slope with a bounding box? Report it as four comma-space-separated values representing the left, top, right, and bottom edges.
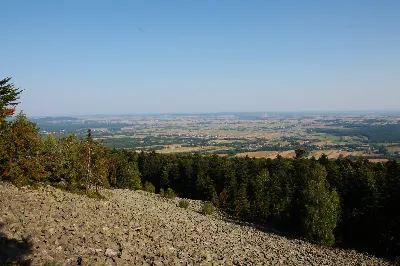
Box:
0, 183, 391, 265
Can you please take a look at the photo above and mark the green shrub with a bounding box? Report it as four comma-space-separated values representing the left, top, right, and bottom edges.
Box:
159, 188, 165, 197
30, 182, 43, 190
43, 262, 57, 266
87, 191, 106, 200
165, 188, 176, 199
202, 202, 215, 215
61, 182, 86, 195
159, 187, 176, 199
143, 181, 155, 193
179, 199, 189, 209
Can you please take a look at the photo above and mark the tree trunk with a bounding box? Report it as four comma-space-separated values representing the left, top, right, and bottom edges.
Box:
86, 143, 91, 194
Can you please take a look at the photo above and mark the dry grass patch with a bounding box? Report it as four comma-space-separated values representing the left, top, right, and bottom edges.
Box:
236, 150, 296, 159
236, 151, 277, 158
369, 158, 389, 163
158, 146, 226, 154
387, 146, 400, 153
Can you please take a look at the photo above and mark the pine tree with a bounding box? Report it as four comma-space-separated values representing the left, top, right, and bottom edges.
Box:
0, 77, 23, 121
252, 170, 270, 220
196, 171, 217, 204
0, 77, 24, 180
43, 133, 63, 181
235, 184, 250, 219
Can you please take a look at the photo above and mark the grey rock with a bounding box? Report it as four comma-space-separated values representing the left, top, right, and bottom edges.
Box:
105, 248, 118, 257
0, 183, 390, 266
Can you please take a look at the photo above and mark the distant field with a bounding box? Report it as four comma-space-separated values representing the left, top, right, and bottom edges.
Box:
236, 150, 388, 161
387, 146, 400, 153
236, 150, 296, 159
157, 145, 229, 154
38, 114, 400, 161
94, 135, 142, 141
236, 151, 277, 158
259, 133, 284, 139
369, 159, 389, 163
309, 150, 364, 159
212, 139, 246, 144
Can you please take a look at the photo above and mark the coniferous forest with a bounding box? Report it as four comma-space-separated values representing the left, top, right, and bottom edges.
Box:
1, 77, 399, 259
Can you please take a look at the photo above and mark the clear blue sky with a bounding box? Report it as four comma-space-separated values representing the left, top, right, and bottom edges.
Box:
1, 0, 399, 115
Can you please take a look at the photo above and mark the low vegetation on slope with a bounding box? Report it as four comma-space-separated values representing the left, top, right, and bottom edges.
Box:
1, 77, 400, 261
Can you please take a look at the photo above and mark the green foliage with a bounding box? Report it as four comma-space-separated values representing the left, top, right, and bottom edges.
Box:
0, 77, 23, 120
251, 170, 270, 220
55, 134, 85, 184
83, 128, 106, 194
1, 112, 48, 185
43, 262, 57, 266
166, 188, 176, 198
179, 199, 190, 209
143, 181, 155, 193
114, 159, 141, 190
2, 81, 399, 258
160, 188, 176, 199
196, 172, 217, 204
202, 202, 215, 215
217, 188, 229, 209
235, 185, 250, 219
295, 148, 307, 159
160, 165, 170, 188
302, 165, 340, 246
42, 133, 60, 180
56, 182, 86, 195
87, 190, 106, 200
313, 124, 400, 143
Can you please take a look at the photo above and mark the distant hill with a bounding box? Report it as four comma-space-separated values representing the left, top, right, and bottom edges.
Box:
31, 117, 80, 122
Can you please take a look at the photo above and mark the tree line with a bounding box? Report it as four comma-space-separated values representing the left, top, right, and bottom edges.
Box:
1, 77, 399, 259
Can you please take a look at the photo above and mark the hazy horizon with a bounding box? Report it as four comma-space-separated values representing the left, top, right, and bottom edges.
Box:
27, 110, 400, 118
2, 1, 399, 116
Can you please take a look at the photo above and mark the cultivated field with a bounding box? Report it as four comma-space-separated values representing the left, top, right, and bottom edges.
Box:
36, 113, 400, 161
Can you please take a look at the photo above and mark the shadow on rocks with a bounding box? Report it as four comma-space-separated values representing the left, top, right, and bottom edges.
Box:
218, 211, 298, 240
0, 222, 32, 266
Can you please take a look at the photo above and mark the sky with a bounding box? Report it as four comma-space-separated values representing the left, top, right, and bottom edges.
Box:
1, 0, 400, 116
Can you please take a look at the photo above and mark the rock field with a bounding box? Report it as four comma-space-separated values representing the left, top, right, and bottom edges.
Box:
0, 183, 391, 265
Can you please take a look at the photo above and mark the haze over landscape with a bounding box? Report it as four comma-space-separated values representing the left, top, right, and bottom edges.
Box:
1, 0, 400, 115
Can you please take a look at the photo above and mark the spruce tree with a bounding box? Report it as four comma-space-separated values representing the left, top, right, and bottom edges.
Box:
0, 77, 23, 121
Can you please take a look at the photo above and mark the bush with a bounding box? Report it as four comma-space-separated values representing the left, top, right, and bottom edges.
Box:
202, 202, 215, 215
43, 262, 57, 266
160, 187, 176, 199
62, 182, 86, 195
87, 191, 106, 200
143, 181, 155, 193
165, 188, 176, 199
179, 199, 189, 209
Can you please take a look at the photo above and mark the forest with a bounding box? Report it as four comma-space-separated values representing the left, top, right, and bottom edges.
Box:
312, 124, 400, 143
1, 77, 399, 260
